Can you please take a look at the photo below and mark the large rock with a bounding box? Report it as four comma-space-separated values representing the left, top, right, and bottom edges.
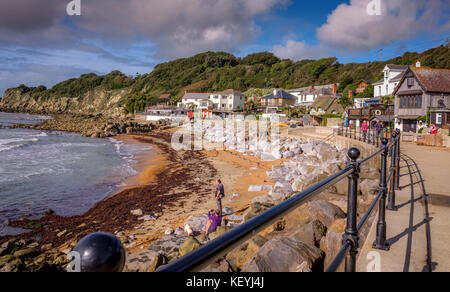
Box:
242, 238, 324, 272
248, 185, 272, 192
178, 237, 202, 257
244, 202, 275, 222
225, 235, 268, 271
148, 234, 188, 256
184, 215, 209, 235
360, 179, 379, 197
124, 250, 165, 272
272, 181, 293, 194
289, 220, 327, 248
320, 219, 346, 272
284, 200, 346, 230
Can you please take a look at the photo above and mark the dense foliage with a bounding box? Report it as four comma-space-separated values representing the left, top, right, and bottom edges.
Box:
11, 44, 450, 114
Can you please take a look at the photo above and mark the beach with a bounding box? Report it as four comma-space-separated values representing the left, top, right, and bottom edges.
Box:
0, 127, 280, 261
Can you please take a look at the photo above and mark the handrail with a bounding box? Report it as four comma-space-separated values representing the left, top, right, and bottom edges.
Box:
159, 167, 353, 272
157, 128, 402, 273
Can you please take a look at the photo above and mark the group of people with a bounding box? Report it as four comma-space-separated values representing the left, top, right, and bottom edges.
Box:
360, 120, 384, 140
204, 179, 225, 236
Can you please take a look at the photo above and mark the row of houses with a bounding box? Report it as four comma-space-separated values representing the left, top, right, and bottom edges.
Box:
348, 61, 450, 132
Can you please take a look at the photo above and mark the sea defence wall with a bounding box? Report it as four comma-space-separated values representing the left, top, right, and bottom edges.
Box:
334, 135, 380, 169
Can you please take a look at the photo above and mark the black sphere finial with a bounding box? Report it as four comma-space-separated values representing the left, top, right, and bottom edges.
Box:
381, 138, 389, 145
348, 148, 361, 161
396, 128, 401, 134
392, 132, 397, 138
73, 232, 126, 272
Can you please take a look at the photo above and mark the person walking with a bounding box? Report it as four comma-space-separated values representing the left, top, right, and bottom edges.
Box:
375, 120, 383, 139
215, 179, 225, 216
361, 120, 368, 141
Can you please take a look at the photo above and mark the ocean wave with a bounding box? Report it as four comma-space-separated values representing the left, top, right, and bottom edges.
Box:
0, 137, 39, 152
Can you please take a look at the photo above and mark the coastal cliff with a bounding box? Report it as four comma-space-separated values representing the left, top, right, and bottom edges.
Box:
0, 86, 129, 118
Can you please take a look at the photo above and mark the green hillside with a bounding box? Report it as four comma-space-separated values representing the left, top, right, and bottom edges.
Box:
7, 44, 450, 114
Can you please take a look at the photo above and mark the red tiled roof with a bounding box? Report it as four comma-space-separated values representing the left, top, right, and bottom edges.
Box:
159, 94, 171, 99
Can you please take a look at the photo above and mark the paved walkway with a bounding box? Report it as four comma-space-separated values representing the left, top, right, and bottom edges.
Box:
357, 142, 450, 272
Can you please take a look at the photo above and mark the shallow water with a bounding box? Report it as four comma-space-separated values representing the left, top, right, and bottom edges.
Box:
0, 112, 152, 234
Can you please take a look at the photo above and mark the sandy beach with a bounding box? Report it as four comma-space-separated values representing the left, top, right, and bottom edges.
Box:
0, 127, 283, 259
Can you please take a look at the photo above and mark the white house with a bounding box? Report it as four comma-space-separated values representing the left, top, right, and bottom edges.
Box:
179, 89, 245, 111
373, 65, 409, 98
289, 84, 338, 107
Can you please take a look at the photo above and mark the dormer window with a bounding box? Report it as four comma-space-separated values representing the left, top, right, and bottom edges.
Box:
407, 78, 414, 86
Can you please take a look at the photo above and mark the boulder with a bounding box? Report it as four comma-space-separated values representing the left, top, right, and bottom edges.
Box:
124, 251, 165, 272
284, 200, 346, 230
248, 185, 272, 192
360, 179, 379, 197
178, 237, 202, 257
222, 207, 234, 216
0, 241, 16, 257
289, 220, 327, 248
272, 181, 293, 194
208, 226, 234, 241
148, 234, 188, 256
244, 202, 275, 222
225, 235, 268, 271
243, 237, 324, 272
320, 219, 346, 272
184, 215, 209, 234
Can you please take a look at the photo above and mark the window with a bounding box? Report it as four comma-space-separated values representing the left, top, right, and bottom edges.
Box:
399, 95, 422, 109
436, 113, 443, 124
407, 78, 414, 86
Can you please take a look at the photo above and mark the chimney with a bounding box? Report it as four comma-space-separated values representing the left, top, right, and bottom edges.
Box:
332, 84, 337, 94
416, 60, 421, 68
274, 89, 278, 96
348, 90, 353, 99
309, 85, 314, 90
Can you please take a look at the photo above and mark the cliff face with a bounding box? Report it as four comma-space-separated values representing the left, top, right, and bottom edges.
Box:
0, 87, 131, 117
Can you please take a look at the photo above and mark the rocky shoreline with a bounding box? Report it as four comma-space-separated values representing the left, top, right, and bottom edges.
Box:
122, 121, 381, 272
7, 113, 173, 138
0, 119, 381, 273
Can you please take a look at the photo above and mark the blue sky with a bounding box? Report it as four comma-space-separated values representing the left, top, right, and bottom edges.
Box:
0, 0, 449, 96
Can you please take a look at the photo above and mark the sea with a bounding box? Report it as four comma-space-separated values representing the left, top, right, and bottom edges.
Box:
0, 112, 152, 235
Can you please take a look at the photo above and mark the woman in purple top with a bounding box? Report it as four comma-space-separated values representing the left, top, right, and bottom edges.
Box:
205, 209, 222, 235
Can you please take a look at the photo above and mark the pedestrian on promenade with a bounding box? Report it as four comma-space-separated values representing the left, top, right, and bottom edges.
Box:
375, 120, 383, 138
215, 179, 225, 216
361, 120, 368, 140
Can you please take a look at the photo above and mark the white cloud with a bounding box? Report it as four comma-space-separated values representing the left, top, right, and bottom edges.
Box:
0, 0, 288, 59
272, 40, 329, 60
317, 0, 450, 51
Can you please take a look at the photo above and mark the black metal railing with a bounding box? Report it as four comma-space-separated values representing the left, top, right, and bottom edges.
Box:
158, 129, 402, 272
337, 124, 396, 148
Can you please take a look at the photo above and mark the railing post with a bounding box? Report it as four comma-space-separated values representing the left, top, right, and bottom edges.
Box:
373, 138, 390, 250
388, 132, 399, 211
345, 126, 348, 137
395, 129, 401, 189
344, 148, 361, 272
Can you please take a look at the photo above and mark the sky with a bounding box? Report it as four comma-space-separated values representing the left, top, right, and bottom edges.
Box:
0, 0, 449, 96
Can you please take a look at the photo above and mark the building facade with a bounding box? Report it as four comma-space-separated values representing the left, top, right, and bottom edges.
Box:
261, 89, 297, 110
393, 66, 450, 132
373, 65, 409, 97
179, 89, 245, 111
289, 83, 338, 107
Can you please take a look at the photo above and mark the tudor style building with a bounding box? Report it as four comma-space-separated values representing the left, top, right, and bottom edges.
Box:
393, 64, 450, 132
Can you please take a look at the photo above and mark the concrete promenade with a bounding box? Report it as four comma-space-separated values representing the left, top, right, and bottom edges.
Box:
357, 142, 450, 272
